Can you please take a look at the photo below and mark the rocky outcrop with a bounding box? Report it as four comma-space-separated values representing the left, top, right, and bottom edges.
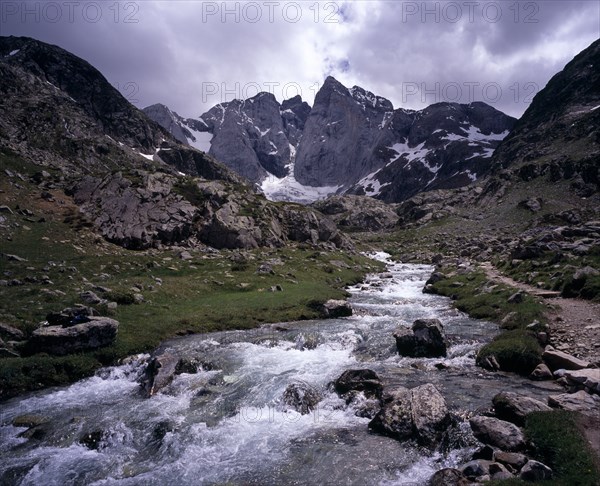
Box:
73, 172, 197, 250
143, 104, 193, 145
393, 319, 448, 358
294, 77, 515, 202
26, 317, 118, 356
369, 383, 450, 447
282, 382, 322, 415
492, 392, 551, 426
469, 416, 525, 451
312, 195, 399, 231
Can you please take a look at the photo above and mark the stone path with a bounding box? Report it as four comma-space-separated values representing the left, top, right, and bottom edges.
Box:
479, 262, 600, 365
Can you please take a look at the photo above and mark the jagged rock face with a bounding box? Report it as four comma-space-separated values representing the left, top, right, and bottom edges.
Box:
493, 39, 600, 172
143, 104, 193, 145
204, 93, 291, 181
72, 172, 198, 250
483, 39, 600, 201
280, 95, 311, 146
294, 76, 395, 187
145, 92, 312, 183
0, 36, 164, 153
346, 101, 515, 202
145, 76, 514, 203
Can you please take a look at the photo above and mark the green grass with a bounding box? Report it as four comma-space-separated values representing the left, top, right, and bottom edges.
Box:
498, 249, 600, 302
476, 330, 542, 374
490, 411, 600, 485
427, 269, 547, 375
0, 242, 380, 398
0, 154, 383, 398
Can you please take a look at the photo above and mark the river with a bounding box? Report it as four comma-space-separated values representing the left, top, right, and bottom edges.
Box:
0, 253, 560, 485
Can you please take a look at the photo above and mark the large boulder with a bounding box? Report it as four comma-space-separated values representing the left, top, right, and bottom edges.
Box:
334, 369, 383, 399
548, 390, 600, 412
369, 383, 451, 447
492, 392, 552, 426
26, 317, 118, 355
469, 416, 525, 451
529, 363, 553, 381
519, 460, 553, 481
459, 460, 512, 481
543, 346, 590, 371
393, 319, 447, 358
282, 382, 322, 415
141, 352, 180, 397
0, 322, 24, 340
429, 468, 470, 486
320, 300, 353, 318
563, 368, 600, 394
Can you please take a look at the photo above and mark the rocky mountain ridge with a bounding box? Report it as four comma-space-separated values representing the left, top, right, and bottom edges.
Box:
0, 36, 348, 251
146, 77, 516, 203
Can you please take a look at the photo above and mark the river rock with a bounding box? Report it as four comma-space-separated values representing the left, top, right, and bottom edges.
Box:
469, 416, 525, 451
334, 369, 383, 399
492, 392, 551, 425
321, 299, 353, 318
563, 368, 600, 394
141, 352, 180, 397
393, 319, 447, 358
543, 346, 590, 371
369, 383, 450, 447
429, 468, 469, 486
26, 317, 118, 355
460, 460, 512, 481
548, 390, 600, 412
519, 460, 553, 481
282, 382, 322, 415
493, 451, 528, 471
529, 363, 553, 381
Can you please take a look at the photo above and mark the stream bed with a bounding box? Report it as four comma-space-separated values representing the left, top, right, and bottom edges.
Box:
0, 253, 561, 485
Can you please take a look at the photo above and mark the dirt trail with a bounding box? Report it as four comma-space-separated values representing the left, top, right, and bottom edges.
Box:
479, 262, 600, 365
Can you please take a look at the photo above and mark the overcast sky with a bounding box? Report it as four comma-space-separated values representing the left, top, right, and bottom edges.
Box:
2, 1, 598, 118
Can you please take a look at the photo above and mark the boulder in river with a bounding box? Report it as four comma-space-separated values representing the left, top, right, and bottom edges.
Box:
492, 391, 551, 426
26, 317, 118, 355
320, 299, 353, 318
334, 369, 383, 399
282, 382, 322, 415
369, 383, 450, 447
141, 352, 180, 397
469, 416, 525, 451
393, 318, 447, 358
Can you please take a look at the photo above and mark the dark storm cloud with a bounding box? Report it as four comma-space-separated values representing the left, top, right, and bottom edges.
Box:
1, 1, 598, 118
